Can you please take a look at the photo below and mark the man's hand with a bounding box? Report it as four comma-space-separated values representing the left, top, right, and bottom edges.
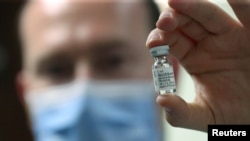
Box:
146, 0, 250, 131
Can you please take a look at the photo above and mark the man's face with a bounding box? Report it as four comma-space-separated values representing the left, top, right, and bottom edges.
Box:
21, 0, 153, 91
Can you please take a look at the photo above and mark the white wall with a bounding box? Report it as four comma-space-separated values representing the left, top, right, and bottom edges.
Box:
154, 0, 237, 141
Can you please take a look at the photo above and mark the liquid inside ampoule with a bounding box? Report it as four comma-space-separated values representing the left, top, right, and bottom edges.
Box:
152, 56, 176, 95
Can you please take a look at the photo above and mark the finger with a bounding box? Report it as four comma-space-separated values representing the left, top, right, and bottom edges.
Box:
146, 28, 195, 61
156, 95, 213, 131
157, 9, 209, 42
155, 8, 178, 31
227, 0, 250, 29
168, 0, 238, 35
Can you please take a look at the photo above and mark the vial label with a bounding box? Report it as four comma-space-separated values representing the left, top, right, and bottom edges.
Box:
153, 67, 176, 92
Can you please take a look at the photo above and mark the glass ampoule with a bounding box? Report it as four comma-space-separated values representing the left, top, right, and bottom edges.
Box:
150, 45, 176, 95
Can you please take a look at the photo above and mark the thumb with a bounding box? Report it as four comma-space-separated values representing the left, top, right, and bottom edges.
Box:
156, 94, 214, 131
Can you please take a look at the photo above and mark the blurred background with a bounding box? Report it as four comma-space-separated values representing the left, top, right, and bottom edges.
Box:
0, 0, 237, 141
0, 0, 33, 141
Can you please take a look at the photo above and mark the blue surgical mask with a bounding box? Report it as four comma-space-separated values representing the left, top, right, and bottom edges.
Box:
25, 80, 163, 141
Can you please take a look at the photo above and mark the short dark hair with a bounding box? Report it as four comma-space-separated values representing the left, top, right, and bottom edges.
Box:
146, 0, 161, 29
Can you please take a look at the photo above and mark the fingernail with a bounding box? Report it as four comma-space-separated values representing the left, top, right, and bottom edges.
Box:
159, 12, 173, 20
146, 31, 162, 45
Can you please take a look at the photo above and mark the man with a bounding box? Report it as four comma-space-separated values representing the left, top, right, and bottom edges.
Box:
19, 0, 163, 141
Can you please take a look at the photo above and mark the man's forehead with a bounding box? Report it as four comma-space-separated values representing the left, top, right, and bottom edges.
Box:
22, 0, 147, 35
34, 0, 144, 14
21, 0, 150, 65
21, 0, 148, 43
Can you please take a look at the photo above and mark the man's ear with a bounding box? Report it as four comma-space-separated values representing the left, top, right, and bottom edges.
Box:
16, 72, 26, 104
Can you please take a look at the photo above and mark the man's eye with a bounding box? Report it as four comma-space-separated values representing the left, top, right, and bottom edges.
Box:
106, 55, 123, 69
91, 54, 125, 75
39, 61, 74, 82
100, 55, 124, 70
